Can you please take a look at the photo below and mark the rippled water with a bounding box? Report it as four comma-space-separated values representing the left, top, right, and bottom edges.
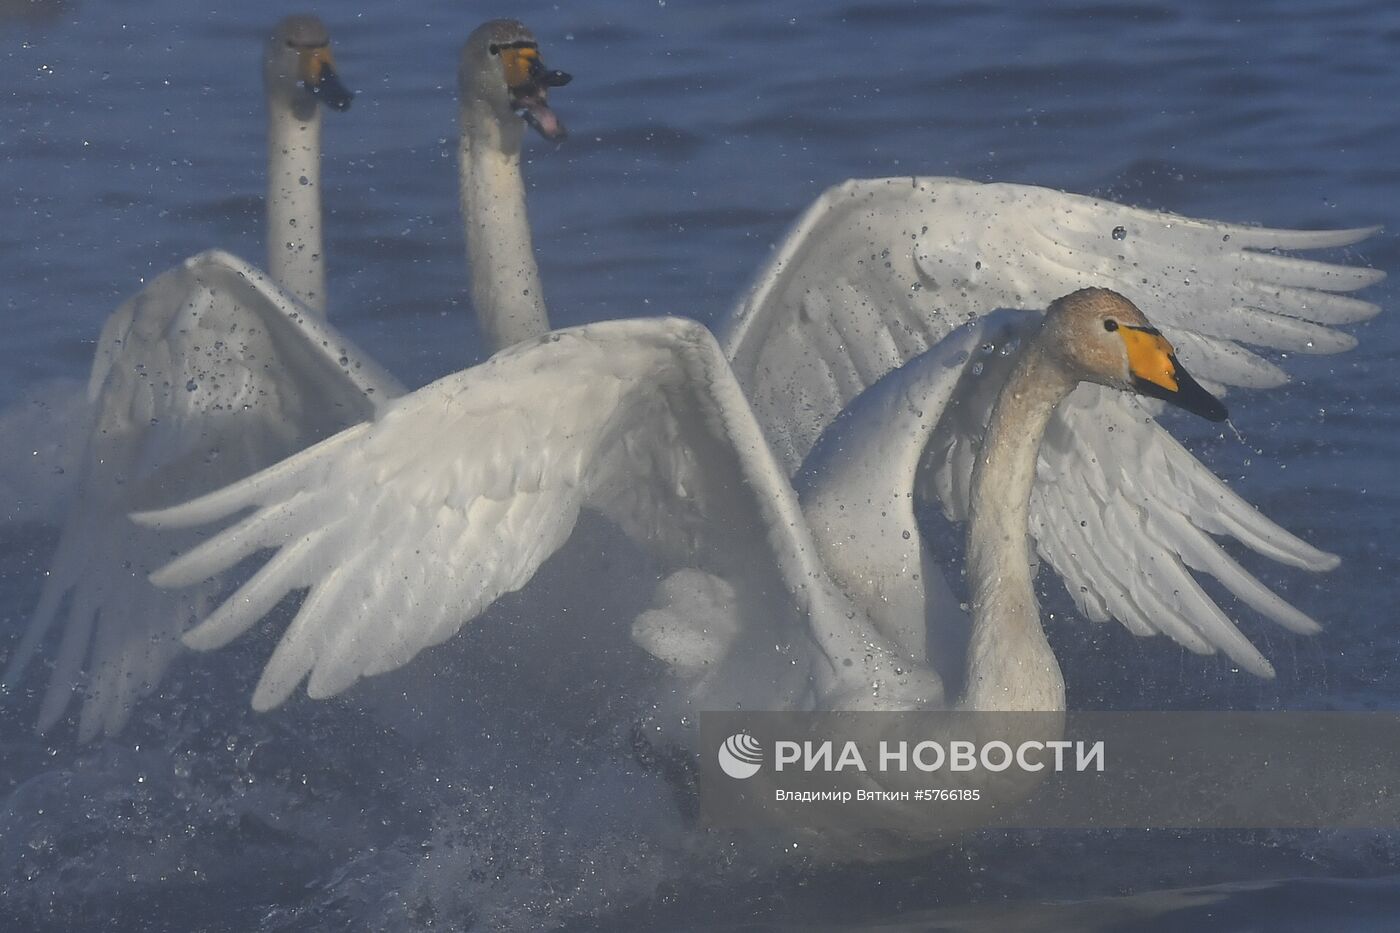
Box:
1, 0, 1397, 929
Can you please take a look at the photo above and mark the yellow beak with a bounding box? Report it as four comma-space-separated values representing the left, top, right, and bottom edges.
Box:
1121, 326, 1178, 393
1119, 325, 1227, 422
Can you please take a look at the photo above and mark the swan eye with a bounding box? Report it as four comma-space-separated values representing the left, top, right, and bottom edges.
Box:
1103, 319, 1119, 332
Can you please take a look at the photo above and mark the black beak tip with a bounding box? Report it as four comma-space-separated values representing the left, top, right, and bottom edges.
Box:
312, 69, 355, 112
1134, 369, 1228, 422
544, 70, 572, 88
321, 92, 353, 112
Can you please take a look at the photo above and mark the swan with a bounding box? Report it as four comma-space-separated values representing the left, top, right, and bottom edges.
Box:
130, 289, 1230, 726
719, 178, 1382, 676
0, 18, 575, 738
0, 15, 401, 740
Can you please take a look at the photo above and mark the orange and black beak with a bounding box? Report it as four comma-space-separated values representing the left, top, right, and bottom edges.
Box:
298, 45, 353, 112
1119, 323, 1228, 422
493, 39, 571, 140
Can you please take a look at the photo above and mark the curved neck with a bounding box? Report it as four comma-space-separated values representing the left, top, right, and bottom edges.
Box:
266, 96, 327, 316
459, 100, 550, 352
960, 331, 1074, 712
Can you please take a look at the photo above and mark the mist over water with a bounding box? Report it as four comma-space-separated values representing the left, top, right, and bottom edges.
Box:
1, 0, 1397, 928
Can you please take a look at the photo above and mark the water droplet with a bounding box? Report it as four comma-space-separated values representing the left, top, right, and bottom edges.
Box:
185, 380, 198, 392
298, 175, 310, 186
902, 530, 911, 540
1111, 226, 1127, 241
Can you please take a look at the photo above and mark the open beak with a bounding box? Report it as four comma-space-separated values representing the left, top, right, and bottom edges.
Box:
502, 47, 571, 141
1122, 325, 1228, 422
301, 46, 354, 112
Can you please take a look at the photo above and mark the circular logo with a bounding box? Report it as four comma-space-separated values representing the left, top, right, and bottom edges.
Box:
718, 732, 763, 779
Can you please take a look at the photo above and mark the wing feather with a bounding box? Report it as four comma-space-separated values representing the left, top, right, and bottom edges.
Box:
4, 251, 403, 736
135, 318, 909, 712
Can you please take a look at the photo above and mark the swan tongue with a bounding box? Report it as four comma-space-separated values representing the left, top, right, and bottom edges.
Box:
509, 58, 570, 141
520, 99, 566, 141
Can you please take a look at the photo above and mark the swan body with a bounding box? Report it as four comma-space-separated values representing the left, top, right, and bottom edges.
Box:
2, 17, 389, 739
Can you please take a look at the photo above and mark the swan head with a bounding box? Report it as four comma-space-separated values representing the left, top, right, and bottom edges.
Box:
263, 15, 353, 121
460, 20, 572, 142
1044, 287, 1227, 421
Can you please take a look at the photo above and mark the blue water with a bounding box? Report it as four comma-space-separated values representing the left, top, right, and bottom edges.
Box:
1, 0, 1397, 929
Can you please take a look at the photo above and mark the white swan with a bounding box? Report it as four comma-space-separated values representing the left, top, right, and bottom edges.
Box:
0, 15, 401, 739
0, 18, 575, 738
131, 289, 1233, 723
720, 178, 1382, 676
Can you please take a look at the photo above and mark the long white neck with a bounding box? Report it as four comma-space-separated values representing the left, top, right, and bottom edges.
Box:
458, 100, 550, 351
266, 95, 327, 316
960, 331, 1075, 712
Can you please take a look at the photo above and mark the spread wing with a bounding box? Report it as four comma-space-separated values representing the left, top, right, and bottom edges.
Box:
135, 318, 904, 714
2, 250, 405, 738
720, 177, 1383, 673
